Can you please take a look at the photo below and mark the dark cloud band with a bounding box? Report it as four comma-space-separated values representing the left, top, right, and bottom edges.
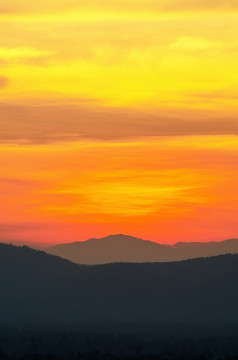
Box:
0, 102, 237, 144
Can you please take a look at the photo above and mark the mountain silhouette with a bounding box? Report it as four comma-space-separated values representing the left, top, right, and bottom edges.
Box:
45, 234, 238, 265
1, 242, 238, 326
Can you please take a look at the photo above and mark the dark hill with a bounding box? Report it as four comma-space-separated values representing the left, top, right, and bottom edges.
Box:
45, 234, 238, 264
1, 242, 238, 326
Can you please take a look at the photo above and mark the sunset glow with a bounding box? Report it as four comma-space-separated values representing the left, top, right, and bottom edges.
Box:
0, 0, 237, 245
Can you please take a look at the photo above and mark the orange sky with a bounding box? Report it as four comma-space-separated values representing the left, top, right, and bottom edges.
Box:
0, 0, 238, 245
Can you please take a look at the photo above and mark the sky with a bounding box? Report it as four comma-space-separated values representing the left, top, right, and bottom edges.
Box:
0, 0, 238, 245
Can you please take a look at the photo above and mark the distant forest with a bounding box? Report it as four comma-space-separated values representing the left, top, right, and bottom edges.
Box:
1, 323, 238, 359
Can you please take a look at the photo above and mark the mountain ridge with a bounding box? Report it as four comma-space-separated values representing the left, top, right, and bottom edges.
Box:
45, 234, 238, 265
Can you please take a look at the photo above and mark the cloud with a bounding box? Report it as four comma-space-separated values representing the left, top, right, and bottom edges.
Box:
1, 0, 238, 16
0, 47, 54, 65
0, 223, 53, 232
0, 102, 237, 144
0, 177, 39, 186
158, 0, 238, 11
191, 89, 238, 100
0, 76, 8, 88
170, 36, 221, 52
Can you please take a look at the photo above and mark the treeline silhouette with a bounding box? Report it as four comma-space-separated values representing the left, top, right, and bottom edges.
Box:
1, 324, 238, 359
1, 354, 238, 360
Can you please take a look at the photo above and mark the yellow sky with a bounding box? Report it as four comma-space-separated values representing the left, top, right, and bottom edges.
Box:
0, 1, 238, 109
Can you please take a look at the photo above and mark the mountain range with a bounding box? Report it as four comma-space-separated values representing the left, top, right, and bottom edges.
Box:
45, 234, 238, 265
1, 242, 238, 326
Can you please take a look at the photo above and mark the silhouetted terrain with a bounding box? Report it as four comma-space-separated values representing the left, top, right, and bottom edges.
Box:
1, 242, 238, 359
1, 323, 238, 360
45, 234, 238, 264
1, 242, 238, 325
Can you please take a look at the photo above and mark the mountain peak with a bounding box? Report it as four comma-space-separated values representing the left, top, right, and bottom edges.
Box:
45, 236, 238, 265
90, 234, 144, 242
